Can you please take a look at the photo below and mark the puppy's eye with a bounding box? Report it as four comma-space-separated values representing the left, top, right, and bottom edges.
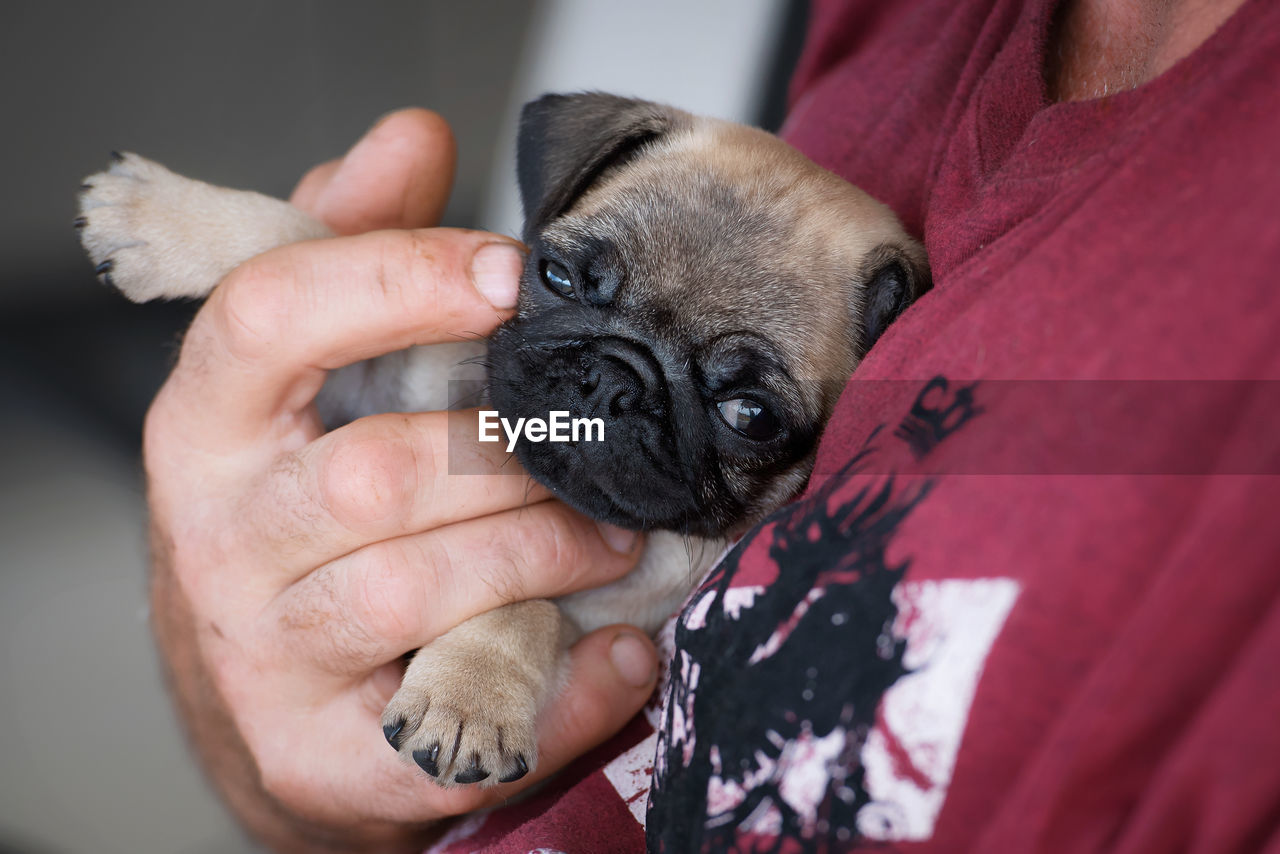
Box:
540, 259, 575, 297
717, 398, 781, 441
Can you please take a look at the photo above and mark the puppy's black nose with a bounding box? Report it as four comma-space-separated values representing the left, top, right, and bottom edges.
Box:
582, 339, 662, 416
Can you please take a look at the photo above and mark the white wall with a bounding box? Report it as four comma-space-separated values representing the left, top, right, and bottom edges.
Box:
481, 0, 789, 236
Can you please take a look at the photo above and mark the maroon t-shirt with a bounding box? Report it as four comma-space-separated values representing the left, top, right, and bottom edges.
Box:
432, 0, 1280, 850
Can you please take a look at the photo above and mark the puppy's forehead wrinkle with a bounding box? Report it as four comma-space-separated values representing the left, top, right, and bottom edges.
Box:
560, 197, 803, 330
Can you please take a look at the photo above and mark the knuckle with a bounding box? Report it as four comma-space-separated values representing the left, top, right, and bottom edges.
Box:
317, 422, 424, 533
276, 563, 380, 668
480, 542, 529, 605
507, 511, 589, 593
537, 511, 590, 572
398, 230, 458, 315
343, 546, 426, 649
260, 452, 320, 538
214, 260, 295, 362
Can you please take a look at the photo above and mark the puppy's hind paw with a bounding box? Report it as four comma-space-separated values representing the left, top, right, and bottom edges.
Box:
382, 647, 541, 788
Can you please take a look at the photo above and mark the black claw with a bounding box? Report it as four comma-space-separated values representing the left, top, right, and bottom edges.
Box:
80, 182, 93, 191
110, 150, 124, 162
95, 260, 113, 275
453, 755, 489, 785
382, 719, 405, 750
498, 754, 529, 783
102, 273, 114, 289
73, 216, 87, 229
412, 743, 441, 777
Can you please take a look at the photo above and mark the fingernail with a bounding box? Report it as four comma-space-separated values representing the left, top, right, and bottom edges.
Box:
597, 521, 640, 555
610, 632, 657, 688
471, 242, 524, 309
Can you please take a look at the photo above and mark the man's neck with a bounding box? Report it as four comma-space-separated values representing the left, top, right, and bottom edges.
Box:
1046, 0, 1247, 101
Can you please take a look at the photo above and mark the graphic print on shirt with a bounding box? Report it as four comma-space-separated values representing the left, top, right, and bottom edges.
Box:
893, 375, 984, 460
647, 377, 1018, 851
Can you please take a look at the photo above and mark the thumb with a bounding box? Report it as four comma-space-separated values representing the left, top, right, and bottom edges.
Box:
529, 627, 660, 777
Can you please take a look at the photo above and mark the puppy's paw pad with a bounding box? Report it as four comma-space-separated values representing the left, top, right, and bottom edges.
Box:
382, 662, 539, 788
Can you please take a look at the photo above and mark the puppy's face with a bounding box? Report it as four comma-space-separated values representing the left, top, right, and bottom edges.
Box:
488, 94, 928, 538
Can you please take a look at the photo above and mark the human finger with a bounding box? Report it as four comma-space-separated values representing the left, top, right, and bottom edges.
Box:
520, 627, 659, 780
288, 158, 340, 215
290, 108, 456, 233
164, 228, 524, 448
270, 504, 644, 673
237, 410, 554, 576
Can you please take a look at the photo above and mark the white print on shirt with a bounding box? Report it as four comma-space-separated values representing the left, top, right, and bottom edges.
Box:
857, 578, 1020, 840
603, 731, 661, 826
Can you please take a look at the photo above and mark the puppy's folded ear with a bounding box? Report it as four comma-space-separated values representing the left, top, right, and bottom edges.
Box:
857, 242, 932, 357
517, 92, 686, 237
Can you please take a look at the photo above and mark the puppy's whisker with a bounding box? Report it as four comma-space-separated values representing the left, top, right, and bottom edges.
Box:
504, 325, 535, 348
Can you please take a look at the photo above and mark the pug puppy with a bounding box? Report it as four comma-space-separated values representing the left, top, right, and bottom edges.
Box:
77, 92, 929, 787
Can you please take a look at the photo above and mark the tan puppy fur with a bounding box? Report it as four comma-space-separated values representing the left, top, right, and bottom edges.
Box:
80, 153, 332, 301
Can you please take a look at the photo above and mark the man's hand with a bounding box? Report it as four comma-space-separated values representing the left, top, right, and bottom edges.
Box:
145, 110, 658, 853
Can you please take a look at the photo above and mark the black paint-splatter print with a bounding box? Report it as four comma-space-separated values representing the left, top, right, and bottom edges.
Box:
648, 376, 979, 852
893, 377, 982, 460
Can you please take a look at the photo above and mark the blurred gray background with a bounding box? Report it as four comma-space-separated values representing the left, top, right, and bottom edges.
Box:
0, 1, 805, 851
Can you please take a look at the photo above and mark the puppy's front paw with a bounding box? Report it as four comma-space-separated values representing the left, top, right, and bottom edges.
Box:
76, 152, 331, 302
382, 645, 542, 788
77, 152, 200, 302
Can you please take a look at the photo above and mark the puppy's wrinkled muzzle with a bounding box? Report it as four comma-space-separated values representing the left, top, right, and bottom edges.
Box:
488, 329, 714, 531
